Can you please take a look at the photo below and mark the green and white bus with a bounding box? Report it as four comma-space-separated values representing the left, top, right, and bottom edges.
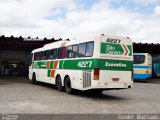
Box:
29, 34, 133, 94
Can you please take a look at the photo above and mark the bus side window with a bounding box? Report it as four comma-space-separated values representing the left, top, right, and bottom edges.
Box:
36, 51, 43, 61
62, 47, 67, 58
86, 42, 94, 57
58, 47, 67, 59
53, 49, 57, 59
78, 43, 86, 57
36, 52, 40, 61
43, 51, 46, 60
67, 46, 73, 58
34, 53, 37, 61
72, 45, 78, 58
46, 50, 49, 60
50, 49, 53, 59
50, 49, 57, 59
43, 50, 49, 60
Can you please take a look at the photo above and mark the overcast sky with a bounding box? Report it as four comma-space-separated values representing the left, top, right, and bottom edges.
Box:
0, 0, 160, 43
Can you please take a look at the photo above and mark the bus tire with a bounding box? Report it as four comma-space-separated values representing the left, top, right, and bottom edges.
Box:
64, 77, 73, 94
56, 75, 64, 92
32, 73, 38, 85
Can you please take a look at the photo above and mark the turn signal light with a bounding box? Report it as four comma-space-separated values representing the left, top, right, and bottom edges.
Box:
94, 68, 100, 80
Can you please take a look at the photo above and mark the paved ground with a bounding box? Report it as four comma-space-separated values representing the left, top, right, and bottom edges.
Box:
0, 77, 160, 114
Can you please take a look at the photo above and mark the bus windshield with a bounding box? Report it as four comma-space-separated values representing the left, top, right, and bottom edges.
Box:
134, 55, 145, 64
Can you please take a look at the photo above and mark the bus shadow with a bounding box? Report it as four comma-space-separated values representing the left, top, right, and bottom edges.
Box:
72, 90, 129, 101
36, 82, 130, 101
134, 78, 160, 84
134, 80, 148, 83
35, 81, 57, 89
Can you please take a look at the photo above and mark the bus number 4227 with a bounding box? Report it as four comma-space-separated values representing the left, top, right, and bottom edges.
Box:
77, 61, 92, 68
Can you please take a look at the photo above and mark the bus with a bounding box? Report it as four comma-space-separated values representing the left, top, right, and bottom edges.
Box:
29, 34, 133, 94
133, 53, 152, 80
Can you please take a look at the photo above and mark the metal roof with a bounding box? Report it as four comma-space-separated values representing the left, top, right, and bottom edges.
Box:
0, 35, 62, 50
0, 35, 160, 54
133, 42, 160, 54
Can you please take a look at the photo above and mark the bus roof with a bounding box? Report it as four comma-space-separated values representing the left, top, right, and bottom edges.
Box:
32, 35, 98, 53
32, 34, 131, 53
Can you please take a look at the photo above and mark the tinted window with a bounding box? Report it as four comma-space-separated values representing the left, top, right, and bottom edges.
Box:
43, 50, 49, 60
66, 45, 78, 58
78, 43, 86, 57
72, 45, 78, 58
40, 52, 43, 60
67, 46, 73, 58
58, 47, 67, 59
134, 55, 145, 64
50, 49, 57, 59
86, 42, 94, 57
34, 52, 43, 61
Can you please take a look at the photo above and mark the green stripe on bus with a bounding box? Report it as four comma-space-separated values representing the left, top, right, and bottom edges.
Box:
50, 61, 54, 69
59, 59, 99, 70
47, 70, 51, 77
99, 59, 133, 71
34, 61, 46, 68
33, 59, 133, 71
59, 59, 133, 71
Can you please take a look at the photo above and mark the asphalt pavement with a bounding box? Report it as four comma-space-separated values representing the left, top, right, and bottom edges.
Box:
0, 77, 160, 114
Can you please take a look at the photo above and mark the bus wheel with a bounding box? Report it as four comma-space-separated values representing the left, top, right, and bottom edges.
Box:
56, 76, 64, 92
32, 73, 38, 85
64, 77, 73, 94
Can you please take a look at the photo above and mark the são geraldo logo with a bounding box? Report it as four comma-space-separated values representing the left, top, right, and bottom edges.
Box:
106, 45, 123, 55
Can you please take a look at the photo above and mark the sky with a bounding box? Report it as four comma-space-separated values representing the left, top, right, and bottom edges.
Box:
0, 0, 160, 43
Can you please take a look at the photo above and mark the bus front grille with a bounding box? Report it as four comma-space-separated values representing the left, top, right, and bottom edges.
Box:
83, 71, 91, 88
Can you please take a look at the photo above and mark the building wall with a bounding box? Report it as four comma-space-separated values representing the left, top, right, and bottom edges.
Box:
0, 50, 27, 58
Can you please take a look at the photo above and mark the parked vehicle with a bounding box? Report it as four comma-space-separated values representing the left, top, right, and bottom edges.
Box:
29, 34, 133, 94
133, 53, 152, 80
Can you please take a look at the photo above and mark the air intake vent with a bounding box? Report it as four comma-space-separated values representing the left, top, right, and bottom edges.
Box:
83, 71, 91, 88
